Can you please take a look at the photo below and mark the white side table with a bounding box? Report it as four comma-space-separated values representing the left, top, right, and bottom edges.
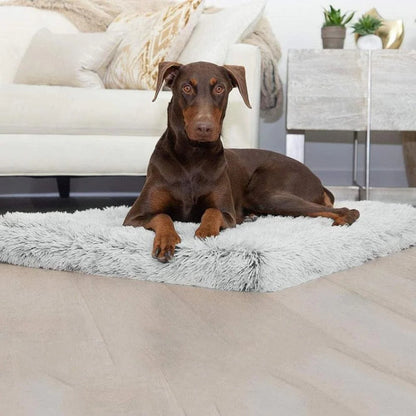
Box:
286, 49, 416, 199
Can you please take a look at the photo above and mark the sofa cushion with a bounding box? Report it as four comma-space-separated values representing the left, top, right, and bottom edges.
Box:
0, 6, 78, 84
179, 0, 265, 65
0, 134, 160, 175
0, 84, 171, 135
14, 29, 122, 88
104, 0, 204, 90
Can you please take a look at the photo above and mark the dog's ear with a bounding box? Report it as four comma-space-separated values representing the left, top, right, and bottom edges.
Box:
152, 61, 182, 102
223, 65, 251, 109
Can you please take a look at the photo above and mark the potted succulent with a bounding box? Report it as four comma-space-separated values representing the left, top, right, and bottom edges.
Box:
322, 5, 355, 49
352, 14, 383, 50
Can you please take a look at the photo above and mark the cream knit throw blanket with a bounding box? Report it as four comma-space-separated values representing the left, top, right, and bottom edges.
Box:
242, 17, 283, 118
3, 0, 171, 31
3, 0, 283, 115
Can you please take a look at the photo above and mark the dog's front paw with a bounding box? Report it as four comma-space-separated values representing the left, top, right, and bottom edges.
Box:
152, 232, 181, 263
194, 225, 220, 239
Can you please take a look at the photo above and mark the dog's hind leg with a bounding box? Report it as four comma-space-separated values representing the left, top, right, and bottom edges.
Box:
323, 187, 335, 207
243, 161, 359, 226
245, 190, 359, 226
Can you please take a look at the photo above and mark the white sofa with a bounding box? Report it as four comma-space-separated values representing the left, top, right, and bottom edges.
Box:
0, 7, 261, 196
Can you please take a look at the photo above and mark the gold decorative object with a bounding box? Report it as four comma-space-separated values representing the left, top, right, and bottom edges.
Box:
355, 8, 404, 49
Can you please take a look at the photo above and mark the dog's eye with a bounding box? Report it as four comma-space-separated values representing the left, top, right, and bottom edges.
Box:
214, 85, 225, 94
182, 84, 192, 94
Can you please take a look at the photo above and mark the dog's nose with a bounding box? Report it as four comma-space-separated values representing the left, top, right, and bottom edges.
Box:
195, 122, 213, 135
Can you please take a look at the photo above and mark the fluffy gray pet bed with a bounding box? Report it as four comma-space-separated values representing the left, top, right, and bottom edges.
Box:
0, 201, 415, 292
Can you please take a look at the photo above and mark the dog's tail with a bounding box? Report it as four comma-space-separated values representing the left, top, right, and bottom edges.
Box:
323, 187, 335, 207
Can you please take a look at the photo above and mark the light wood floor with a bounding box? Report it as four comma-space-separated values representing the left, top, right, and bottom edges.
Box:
1, 245, 416, 415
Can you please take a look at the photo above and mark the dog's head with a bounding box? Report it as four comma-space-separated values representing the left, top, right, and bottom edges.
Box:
153, 61, 251, 143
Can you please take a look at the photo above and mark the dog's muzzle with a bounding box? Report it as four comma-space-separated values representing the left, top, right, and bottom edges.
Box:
186, 120, 221, 142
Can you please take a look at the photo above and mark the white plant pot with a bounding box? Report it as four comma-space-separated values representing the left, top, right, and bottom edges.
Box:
357, 34, 383, 50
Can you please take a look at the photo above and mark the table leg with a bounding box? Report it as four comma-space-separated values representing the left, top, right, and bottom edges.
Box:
365, 127, 371, 200
364, 50, 372, 200
353, 131, 359, 186
286, 132, 305, 163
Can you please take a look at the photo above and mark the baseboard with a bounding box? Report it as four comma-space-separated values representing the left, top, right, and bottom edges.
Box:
2, 188, 415, 205
314, 169, 408, 188
0, 192, 139, 199
326, 186, 360, 201
327, 186, 416, 205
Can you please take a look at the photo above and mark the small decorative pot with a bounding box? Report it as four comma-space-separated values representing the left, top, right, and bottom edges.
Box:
321, 26, 346, 49
357, 34, 383, 50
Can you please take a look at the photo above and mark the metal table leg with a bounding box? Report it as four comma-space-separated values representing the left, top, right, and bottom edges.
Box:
353, 51, 372, 200
364, 50, 372, 200
353, 131, 359, 187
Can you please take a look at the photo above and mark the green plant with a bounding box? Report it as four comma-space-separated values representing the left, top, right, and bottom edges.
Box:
323, 5, 355, 27
352, 15, 383, 35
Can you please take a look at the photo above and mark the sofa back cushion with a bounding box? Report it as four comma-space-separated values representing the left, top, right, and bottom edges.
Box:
14, 29, 122, 88
178, 0, 265, 65
0, 6, 78, 84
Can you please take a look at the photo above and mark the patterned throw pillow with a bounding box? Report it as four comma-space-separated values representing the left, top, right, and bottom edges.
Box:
104, 0, 204, 90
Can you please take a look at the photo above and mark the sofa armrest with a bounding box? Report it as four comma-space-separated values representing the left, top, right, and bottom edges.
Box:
222, 43, 261, 149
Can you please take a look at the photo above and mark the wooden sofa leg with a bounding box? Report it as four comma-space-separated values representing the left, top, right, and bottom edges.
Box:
56, 176, 70, 198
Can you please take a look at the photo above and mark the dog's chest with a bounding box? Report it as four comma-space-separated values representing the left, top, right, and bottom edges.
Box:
168, 171, 216, 221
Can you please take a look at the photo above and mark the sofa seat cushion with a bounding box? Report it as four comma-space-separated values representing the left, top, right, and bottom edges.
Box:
0, 84, 171, 135
0, 134, 159, 175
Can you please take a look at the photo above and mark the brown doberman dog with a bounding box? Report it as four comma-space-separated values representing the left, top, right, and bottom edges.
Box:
124, 61, 360, 262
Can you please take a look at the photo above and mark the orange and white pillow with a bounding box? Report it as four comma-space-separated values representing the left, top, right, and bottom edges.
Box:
104, 0, 204, 90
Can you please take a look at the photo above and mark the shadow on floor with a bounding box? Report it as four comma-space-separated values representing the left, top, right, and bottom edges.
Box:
0, 196, 137, 215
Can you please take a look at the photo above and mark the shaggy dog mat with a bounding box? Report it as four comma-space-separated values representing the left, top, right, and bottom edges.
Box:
0, 201, 415, 292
